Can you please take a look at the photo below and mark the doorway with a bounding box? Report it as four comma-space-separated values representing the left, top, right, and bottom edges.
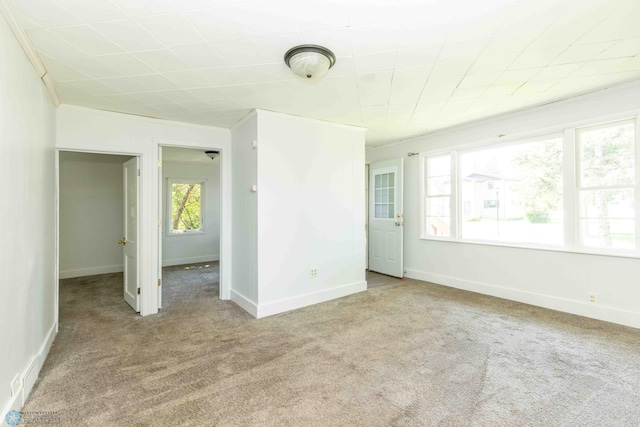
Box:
158, 147, 221, 309
368, 158, 404, 279
57, 151, 140, 316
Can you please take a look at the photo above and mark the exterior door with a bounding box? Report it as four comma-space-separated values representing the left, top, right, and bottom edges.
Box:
122, 157, 140, 312
368, 158, 404, 278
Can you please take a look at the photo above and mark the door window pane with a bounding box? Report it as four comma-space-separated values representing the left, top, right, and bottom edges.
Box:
374, 172, 395, 219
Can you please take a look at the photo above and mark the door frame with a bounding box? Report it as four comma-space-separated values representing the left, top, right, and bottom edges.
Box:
367, 158, 404, 278
55, 148, 143, 328
156, 141, 230, 307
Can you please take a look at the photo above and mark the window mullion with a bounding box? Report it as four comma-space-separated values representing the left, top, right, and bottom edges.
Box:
564, 128, 577, 248
635, 116, 640, 250
451, 150, 459, 240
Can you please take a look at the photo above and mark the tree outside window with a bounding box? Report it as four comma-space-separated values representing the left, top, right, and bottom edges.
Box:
168, 179, 204, 234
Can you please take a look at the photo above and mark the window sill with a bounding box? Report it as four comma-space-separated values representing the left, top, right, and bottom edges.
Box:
419, 236, 640, 260
166, 231, 206, 237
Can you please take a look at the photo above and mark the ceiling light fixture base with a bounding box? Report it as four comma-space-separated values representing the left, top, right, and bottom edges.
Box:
284, 44, 336, 81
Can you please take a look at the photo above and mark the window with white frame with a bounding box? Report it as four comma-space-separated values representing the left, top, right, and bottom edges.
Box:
459, 137, 563, 245
577, 120, 636, 249
167, 179, 204, 235
420, 117, 639, 256
424, 154, 451, 237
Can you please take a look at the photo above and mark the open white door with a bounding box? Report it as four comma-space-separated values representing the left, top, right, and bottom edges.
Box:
122, 157, 140, 312
157, 147, 163, 309
368, 158, 404, 278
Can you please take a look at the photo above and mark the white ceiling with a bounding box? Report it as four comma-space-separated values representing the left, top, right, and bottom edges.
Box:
162, 146, 218, 163
10, 0, 640, 146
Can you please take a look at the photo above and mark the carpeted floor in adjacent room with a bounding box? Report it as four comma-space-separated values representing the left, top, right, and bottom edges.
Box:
24, 262, 640, 426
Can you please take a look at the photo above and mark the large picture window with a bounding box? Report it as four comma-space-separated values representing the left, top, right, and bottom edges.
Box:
459, 137, 563, 245
420, 117, 639, 256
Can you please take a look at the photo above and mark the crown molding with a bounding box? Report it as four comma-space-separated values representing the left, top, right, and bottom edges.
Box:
0, 0, 59, 106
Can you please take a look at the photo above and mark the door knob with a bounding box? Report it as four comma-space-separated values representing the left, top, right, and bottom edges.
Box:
117, 238, 127, 245
395, 222, 402, 226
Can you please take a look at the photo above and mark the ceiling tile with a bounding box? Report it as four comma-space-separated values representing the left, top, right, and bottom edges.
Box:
388, 66, 430, 106
302, 28, 352, 58
354, 51, 397, 74
396, 23, 449, 50
429, 60, 474, 78
168, 0, 230, 11
233, 1, 297, 38
133, 50, 191, 73
66, 78, 124, 96
571, 57, 634, 77
350, 23, 399, 56
598, 38, 640, 60
182, 6, 251, 43
62, 56, 124, 78
468, 52, 520, 74
171, 44, 228, 69
233, 64, 280, 84
54, 0, 128, 22
12, 0, 81, 27
155, 89, 200, 103
394, 46, 441, 70
101, 74, 178, 93
27, 28, 87, 61
136, 14, 207, 47
531, 63, 580, 80
110, 0, 177, 17
529, 23, 593, 49
457, 72, 501, 89
211, 38, 269, 66
290, 0, 349, 32
357, 71, 393, 107
347, 0, 404, 26
577, 17, 640, 45
615, 55, 640, 72
49, 25, 124, 56
92, 20, 165, 52
551, 42, 614, 65
509, 47, 565, 70
254, 33, 305, 62
38, 54, 89, 81
483, 30, 544, 55
94, 53, 156, 75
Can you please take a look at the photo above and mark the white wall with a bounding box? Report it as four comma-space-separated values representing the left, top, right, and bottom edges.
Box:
0, 11, 57, 417
162, 160, 220, 266
367, 81, 640, 328
56, 105, 232, 314
230, 110, 367, 318
59, 152, 132, 278
230, 113, 258, 306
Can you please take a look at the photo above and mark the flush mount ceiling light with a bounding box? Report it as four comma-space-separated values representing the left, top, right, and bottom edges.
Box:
284, 45, 336, 81
205, 150, 219, 160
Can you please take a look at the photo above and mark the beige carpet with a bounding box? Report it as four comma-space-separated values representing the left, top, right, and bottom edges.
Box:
24, 263, 640, 426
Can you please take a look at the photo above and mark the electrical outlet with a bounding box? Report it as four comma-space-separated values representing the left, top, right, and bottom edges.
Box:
310, 268, 318, 278
589, 292, 597, 304
10, 373, 20, 397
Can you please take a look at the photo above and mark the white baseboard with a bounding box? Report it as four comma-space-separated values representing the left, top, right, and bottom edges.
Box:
1, 322, 57, 419
59, 265, 122, 279
230, 290, 258, 317
162, 254, 219, 267
256, 281, 367, 319
405, 269, 640, 329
